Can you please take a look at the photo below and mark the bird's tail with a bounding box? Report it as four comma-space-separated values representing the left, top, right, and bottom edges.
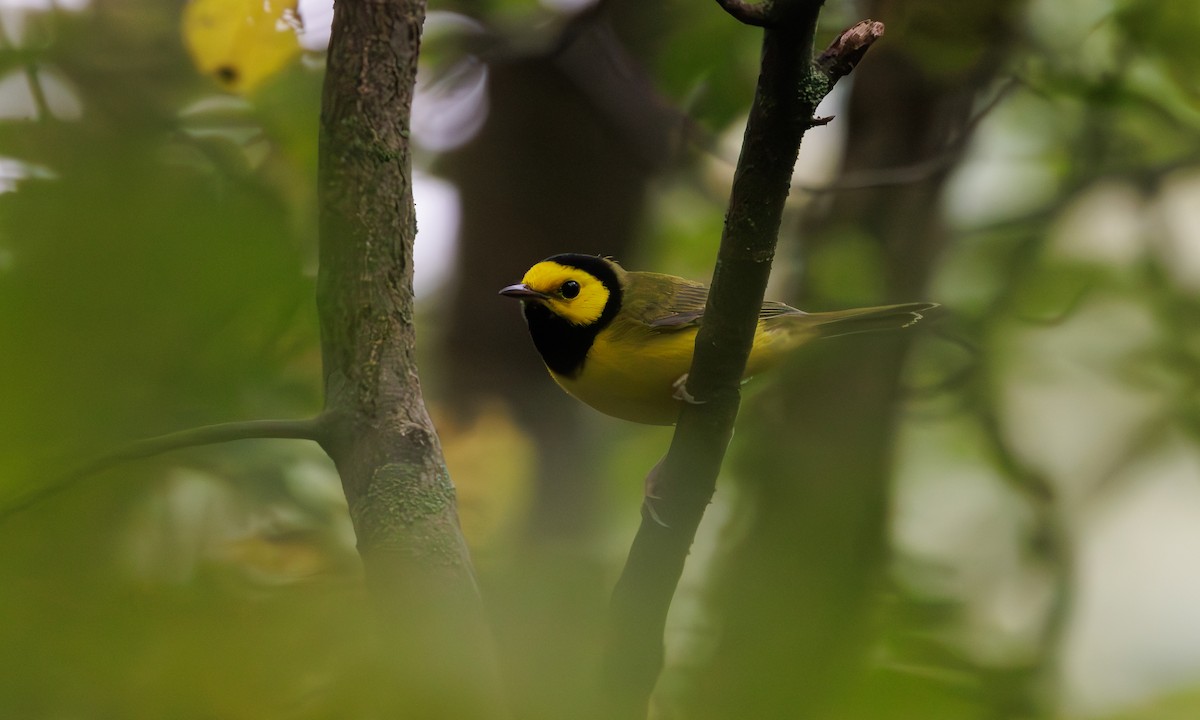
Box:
807, 302, 938, 339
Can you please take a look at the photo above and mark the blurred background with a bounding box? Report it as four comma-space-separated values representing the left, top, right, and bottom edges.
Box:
2, 0, 1199, 717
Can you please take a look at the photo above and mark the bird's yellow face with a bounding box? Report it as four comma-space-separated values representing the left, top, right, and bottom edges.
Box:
500, 254, 625, 379
509, 260, 611, 327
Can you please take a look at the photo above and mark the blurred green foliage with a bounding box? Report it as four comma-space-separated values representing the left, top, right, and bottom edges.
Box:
2, 0, 1200, 718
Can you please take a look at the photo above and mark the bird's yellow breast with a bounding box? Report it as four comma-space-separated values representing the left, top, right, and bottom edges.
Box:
550, 320, 797, 425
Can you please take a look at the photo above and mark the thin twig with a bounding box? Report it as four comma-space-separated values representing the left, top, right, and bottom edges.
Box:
25, 64, 52, 122
715, 0, 771, 27
974, 406, 1071, 717
74, 417, 327, 475
1, 416, 326, 519
796, 76, 1019, 195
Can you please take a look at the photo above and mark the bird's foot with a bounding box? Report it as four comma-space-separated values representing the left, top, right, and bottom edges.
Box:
672, 374, 704, 405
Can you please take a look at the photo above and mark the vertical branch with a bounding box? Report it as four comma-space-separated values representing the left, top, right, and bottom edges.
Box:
976, 407, 1072, 718
316, 0, 502, 716
602, 5, 884, 717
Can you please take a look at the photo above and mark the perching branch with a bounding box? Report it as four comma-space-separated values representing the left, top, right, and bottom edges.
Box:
1, 417, 326, 520
602, 6, 883, 717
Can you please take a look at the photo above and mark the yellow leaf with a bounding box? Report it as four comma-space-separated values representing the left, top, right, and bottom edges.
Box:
183, 0, 302, 95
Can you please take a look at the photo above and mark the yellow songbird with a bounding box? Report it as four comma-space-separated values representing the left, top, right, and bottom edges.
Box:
500, 254, 935, 425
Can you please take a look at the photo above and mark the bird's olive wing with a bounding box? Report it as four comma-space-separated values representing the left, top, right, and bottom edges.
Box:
645, 280, 709, 329
643, 277, 799, 330
759, 301, 800, 319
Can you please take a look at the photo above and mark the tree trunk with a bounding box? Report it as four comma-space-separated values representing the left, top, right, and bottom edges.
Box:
317, 1, 502, 716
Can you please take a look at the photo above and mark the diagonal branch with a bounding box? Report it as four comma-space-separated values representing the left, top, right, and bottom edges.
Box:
69, 417, 326, 474
1, 416, 327, 519
602, 8, 884, 718
795, 73, 1015, 195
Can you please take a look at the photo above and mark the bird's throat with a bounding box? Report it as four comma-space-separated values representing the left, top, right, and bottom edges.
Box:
522, 302, 601, 378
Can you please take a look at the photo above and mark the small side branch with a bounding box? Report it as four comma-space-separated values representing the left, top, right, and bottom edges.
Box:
73, 416, 327, 477
715, 0, 771, 27
2, 416, 326, 519
815, 19, 885, 84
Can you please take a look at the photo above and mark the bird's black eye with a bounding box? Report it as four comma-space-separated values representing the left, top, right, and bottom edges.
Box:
560, 280, 581, 299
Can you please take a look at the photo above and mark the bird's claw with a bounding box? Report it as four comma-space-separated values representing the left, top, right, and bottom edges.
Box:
643, 493, 670, 528
672, 374, 704, 405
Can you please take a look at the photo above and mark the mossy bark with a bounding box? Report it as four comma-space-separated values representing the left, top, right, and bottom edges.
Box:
316, 1, 502, 716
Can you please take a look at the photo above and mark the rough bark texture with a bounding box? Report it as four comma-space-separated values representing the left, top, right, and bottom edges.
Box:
316, 1, 501, 716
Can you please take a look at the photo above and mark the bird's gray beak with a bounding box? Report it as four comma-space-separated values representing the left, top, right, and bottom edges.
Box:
499, 284, 548, 300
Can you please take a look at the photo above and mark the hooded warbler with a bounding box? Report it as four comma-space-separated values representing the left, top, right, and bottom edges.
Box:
500, 254, 936, 425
